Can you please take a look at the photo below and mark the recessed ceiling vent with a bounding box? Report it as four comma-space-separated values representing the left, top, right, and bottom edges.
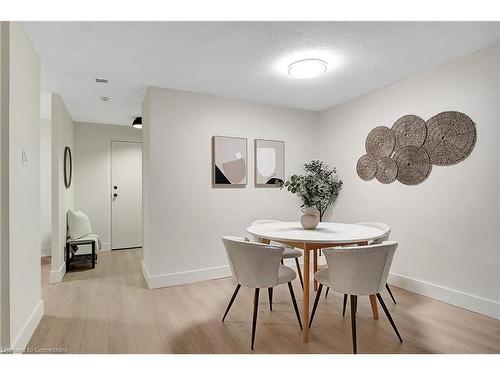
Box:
94, 78, 109, 84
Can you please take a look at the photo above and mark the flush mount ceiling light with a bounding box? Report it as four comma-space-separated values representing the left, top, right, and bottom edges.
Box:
132, 117, 142, 129
99, 96, 110, 102
288, 59, 328, 79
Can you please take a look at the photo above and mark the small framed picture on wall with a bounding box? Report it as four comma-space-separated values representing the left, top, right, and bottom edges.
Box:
212, 136, 248, 187
254, 139, 285, 187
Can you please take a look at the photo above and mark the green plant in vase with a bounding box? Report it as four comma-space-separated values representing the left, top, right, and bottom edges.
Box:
277, 160, 343, 229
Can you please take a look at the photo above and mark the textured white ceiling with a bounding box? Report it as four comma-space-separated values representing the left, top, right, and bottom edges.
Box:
22, 22, 499, 126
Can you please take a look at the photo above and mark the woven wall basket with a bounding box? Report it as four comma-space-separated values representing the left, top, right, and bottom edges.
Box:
424, 111, 476, 166
392, 115, 427, 152
365, 126, 395, 159
375, 156, 398, 184
356, 154, 378, 181
393, 145, 432, 185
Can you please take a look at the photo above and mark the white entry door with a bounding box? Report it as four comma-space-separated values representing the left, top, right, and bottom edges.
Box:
111, 141, 142, 250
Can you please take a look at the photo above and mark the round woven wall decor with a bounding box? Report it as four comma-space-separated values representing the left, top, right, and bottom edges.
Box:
375, 157, 398, 184
424, 111, 476, 166
392, 115, 427, 151
365, 126, 395, 159
356, 154, 378, 181
393, 146, 431, 185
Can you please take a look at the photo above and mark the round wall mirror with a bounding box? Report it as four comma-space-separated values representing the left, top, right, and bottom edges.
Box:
64, 146, 72, 189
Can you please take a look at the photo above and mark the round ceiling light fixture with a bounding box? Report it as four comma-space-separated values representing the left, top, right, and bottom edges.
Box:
288, 58, 328, 79
132, 116, 142, 129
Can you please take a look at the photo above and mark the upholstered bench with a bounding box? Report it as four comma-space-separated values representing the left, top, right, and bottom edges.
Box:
66, 209, 101, 272
66, 238, 96, 271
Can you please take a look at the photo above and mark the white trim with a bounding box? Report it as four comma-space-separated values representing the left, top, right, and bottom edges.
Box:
40, 247, 51, 257
142, 261, 500, 320
10, 299, 43, 352
49, 261, 65, 284
141, 260, 231, 289
99, 242, 111, 251
140, 256, 323, 289
388, 272, 500, 320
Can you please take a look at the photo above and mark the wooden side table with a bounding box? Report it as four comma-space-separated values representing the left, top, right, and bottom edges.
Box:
66, 239, 96, 271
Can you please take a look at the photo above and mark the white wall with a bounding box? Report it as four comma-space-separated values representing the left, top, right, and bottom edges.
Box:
50, 94, 74, 283
73, 122, 142, 250
142, 88, 319, 288
142, 93, 151, 268
40, 118, 51, 256
0, 21, 10, 350
8, 22, 43, 350
318, 45, 500, 319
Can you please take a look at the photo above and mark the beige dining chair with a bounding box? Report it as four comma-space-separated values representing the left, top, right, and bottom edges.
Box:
250, 219, 304, 311
356, 222, 397, 303
324, 221, 397, 307
221, 236, 302, 350
309, 242, 402, 353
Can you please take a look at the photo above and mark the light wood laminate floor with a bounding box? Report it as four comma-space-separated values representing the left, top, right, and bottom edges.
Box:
28, 249, 500, 354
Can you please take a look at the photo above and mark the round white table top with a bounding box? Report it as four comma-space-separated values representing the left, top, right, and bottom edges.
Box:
246, 221, 387, 244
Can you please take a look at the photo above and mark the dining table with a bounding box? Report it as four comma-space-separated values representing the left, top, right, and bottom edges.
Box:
246, 221, 389, 343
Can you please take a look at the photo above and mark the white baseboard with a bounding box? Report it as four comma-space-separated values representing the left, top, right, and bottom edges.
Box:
141, 260, 499, 320
10, 299, 44, 352
141, 260, 232, 289
49, 261, 66, 284
40, 247, 51, 257
100, 242, 111, 251
140, 256, 325, 290
388, 272, 500, 320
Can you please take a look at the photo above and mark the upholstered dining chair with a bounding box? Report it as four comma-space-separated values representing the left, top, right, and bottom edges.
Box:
309, 242, 402, 353
221, 236, 302, 350
250, 219, 304, 311
324, 222, 397, 306
356, 222, 397, 303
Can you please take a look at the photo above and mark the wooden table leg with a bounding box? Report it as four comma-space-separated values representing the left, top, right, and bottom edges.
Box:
302, 243, 310, 343
313, 249, 318, 291
369, 294, 379, 320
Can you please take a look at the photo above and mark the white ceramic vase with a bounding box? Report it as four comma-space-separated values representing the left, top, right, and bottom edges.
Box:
300, 207, 320, 230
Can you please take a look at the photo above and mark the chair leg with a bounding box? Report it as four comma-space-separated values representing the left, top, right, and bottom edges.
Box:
325, 287, 329, 298
91, 241, 96, 269
251, 288, 260, 350
376, 293, 403, 343
386, 283, 397, 304
287, 282, 303, 330
342, 293, 348, 317
294, 257, 304, 290
309, 284, 323, 328
268, 287, 273, 311
222, 284, 241, 321
350, 295, 358, 354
